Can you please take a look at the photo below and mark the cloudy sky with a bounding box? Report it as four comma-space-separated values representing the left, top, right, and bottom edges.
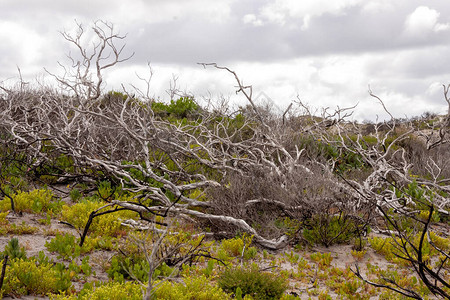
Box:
1, 0, 450, 120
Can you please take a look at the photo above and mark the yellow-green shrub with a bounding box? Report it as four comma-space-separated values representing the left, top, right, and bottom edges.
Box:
107, 230, 213, 282
218, 265, 288, 300
310, 252, 333, 269
155, 275, 231, 299
4, 221, 38, 235
428, 231, 450, 251
53, 281, 142, 300
370, 232, 448, 266
0, 212, 9, 234
1, 258, 72, 297
366, 264, 430, 298
60, 199, 136, 237
0, 188, 62, 214
369, 236, 403, 264
218, 235, 257, 260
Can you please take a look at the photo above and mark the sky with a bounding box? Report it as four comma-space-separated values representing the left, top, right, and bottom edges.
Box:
1, 0, 450, 121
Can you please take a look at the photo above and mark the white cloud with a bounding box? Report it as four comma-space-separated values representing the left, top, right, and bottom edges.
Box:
434, 23, 450, 32
0, 21, 45, 67
243, 14, 264, 26
361, 0, 396, 14
426, 82, 443, 97
301, 15, 311, 30
113, 0, 236, 25
258, 0, 362, 27
404, 6, 450, 36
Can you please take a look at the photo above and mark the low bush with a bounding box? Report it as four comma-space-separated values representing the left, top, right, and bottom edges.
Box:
309, 252, 333, 269
60, 199, 136, 237
365, 263, 431, 299
155, 275, 231, 300
107, 229, 209, 283
107, 254, 150, 283
0, 188, 62, 214
303, 214, 365, 247
69, 188, 83, 202
1, 237, 26, 260
369, 231, 450, 267
0, 220, 39, 236
53, 281, 142, 300
218, 235, 257, 261
1, 257, 73, 297
218, 265, 288, 300
45, 233, 87, 260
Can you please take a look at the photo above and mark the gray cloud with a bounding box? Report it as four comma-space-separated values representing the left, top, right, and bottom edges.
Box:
120, 1, 450, 66
1, 0, 450, 120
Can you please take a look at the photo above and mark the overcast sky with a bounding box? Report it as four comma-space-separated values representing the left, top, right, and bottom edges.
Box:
1, 0, 450, 120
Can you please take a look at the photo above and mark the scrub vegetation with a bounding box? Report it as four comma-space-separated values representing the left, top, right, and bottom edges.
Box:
0, 21, 449, 299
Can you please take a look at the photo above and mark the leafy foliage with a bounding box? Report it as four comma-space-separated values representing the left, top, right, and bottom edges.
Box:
1, 257, 73, 297
107, 254, 150, 283
45, 233, 89, 260
217, 235, 257, 261
155, 275, 231, 300
303, 214, 366, 247
60, 199, 135, 237
218, 265, 289, 300
0, 188, 62, 214
152, 97, 199, 119
1, 237, 26, 260
53, 281, 143, 300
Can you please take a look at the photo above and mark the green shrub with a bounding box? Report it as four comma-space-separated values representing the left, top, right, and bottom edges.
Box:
393, 180, 441, 224
203, 259, 215, 277
1, 237, 26, 260
107, 249, 177, 283
152, 97, 199, 119
45, 233, 85, 260
65, 257, 94, 281
168, 97, 199, 117
369, 230, 449, 268
0, 152, 30, 195
218, 265, 288, 300
107, 229, 211, 283
69, 188, 82, 202
107, 254, 150, 283
303, 214, 364, 247
96, 180, 115, 200
366, 263, 431, 298
274, 217, 302, 238
155, 275, 231, 299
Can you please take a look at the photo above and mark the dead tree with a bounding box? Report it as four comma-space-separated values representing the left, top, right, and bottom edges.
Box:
419, 84, 450, 150
301, 90, 450, 298
0, 21, 367, 251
